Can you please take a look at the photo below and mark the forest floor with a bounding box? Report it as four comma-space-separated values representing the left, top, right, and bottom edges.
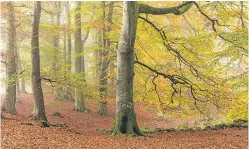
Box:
1, 93, 248, 149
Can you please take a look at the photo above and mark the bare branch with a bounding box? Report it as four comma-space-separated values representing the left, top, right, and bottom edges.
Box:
138, 16, 200, 78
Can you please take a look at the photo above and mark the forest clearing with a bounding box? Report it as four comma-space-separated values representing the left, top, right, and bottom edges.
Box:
0, 1, 248, 149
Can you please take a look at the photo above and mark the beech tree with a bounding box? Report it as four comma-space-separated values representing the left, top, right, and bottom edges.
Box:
66, 2, 71, 72
31, 1, 47, 120
63, 1, 73, 101
74, 1, 85, 112
98, 1, 114, 116
112, 1, 193, 135
4, 2, 17, 114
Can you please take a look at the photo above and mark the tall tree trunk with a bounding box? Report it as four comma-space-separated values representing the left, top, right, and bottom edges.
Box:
98, 1, 114, 116
51, 1, 61, 72
96, 29, 102, 80
18, 60, 27, 93
66, 1, 71, 72
5, 2, 17, 114
15, 30, 21, 103
53, 2, 64, 100
112, 2, 142, 135
81, 27, 90, 83
62, 1, 73, 101
74, 1, 85, 112
16, 81, 21, 103
112, 1, 193, 135
31, 1, 47, 121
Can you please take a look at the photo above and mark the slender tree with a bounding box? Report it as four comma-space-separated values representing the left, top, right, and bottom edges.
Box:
4, 2, 17, 114
51, 1, 61, 73
62, 1, 73, 101
18, 60, 27, 93
74, 1, 85, 112
112, 1, 193, 135
53, 2, 65, 100
98, 1, 114, 116
31, 1, 47, 120
66, 1, 72, 72
15, 42, 20, 103
81, 27, 90, 77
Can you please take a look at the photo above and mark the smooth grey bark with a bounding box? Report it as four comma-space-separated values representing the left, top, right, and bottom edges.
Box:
74, 1, 85, 112
112, 1, 193, 135
98, 1, 114, 116
31, 1, 47, 120
5, 2, 17, 114
112, 1, 142, 135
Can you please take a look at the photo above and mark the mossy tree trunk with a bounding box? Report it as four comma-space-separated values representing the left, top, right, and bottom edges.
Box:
31, 1, 47, 121
112, 1, 193, 135
112, 2, 142, 135
5, 2, 17, 114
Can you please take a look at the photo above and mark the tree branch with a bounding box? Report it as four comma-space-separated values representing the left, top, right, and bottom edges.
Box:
193, 2, 246, 51
134, 58, 210, 113
40, 77, 56, 87
138, 16, 200, 78
139, 1, 193, 15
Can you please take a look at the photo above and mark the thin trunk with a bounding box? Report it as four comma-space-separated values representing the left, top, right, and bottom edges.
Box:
66, 1, 72, 71
19, 60, 27, 93
63, 33, 67, 65
62, 28, 71, 100
106, 2, 115, 98
31, 1, 47, 121
15, 29, 21, 103
16, 81, 21, 103
51, 4, 57, 72
51, 1, 61, 72
74, 1, 85, 112
98, 1, 114, 116
81, 27, 90, 82
5, 2, 17, 114
240, 2, 245, 28
54, 2, 64, 100
64, 1, 73, 101
112, 2, 142, 135
96, 29, 102, 79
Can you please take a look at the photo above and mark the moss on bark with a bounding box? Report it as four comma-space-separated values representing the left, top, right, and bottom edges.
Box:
112, 109, 143, 136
